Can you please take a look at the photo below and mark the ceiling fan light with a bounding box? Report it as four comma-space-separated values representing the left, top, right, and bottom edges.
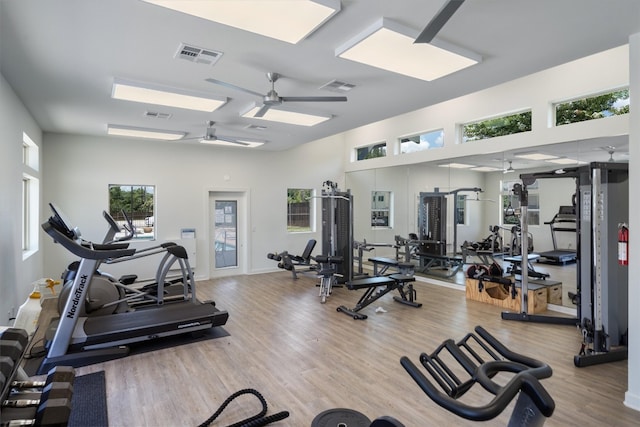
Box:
335, 18, 480, 81
142, 0, 340, 44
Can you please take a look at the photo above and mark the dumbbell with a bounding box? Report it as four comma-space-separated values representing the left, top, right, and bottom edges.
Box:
1, 355, 16, 388
4, 381, 73, 408
11, 366, 75, 391
1, 397, 73, 426
0, 329, 29, 363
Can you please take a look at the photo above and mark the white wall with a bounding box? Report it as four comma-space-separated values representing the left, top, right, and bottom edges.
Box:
624, 31, 640, 411
0, 73, 44, 325
41, 132, 345, 281
342, 45, 630, 172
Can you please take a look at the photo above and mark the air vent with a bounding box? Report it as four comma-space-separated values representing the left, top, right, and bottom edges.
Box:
319, 79, 356, 93
175, 43, 223, 66
144, 111, 172, 119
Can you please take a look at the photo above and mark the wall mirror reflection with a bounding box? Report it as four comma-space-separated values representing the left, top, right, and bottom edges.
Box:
345, 135, 629, 311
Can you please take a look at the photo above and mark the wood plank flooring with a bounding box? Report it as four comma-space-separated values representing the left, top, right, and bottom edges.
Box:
73, 271, 637, 426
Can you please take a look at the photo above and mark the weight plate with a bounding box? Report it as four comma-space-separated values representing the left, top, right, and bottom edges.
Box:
311, 408, 371, 427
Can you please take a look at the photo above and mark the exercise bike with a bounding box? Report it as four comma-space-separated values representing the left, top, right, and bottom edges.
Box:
313, 326, 555, 426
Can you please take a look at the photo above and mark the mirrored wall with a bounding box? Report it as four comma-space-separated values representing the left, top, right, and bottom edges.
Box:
345, 135, 629, 308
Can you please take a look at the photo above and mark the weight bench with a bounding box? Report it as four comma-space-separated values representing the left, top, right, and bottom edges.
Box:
337, 273, 420, 320
504, 254, 550, 280
368, 256, 415, 276
415, 252, 465, 278
267, 239, 317, 279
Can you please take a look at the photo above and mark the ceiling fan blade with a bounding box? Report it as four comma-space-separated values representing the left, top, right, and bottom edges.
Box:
205, 78, 264, 98
253, 104, 271, 117
216, 136, 251, 146
280, 96, 347, 102
414, 0, 465, 44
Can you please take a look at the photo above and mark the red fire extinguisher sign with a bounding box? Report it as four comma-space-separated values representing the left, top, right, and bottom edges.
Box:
618, 223, 628, 266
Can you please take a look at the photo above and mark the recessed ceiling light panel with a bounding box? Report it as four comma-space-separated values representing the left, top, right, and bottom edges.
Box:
142, 0, 341, 44
335, 18, 481, 81
515, 152, 559, 160
112, 78, 227, 112
241, 103, 331, 126
107, 124, 185, 140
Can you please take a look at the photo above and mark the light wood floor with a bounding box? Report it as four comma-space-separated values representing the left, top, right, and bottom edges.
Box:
73, 272, 637, 426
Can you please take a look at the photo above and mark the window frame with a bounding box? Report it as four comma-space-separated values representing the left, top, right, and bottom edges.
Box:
22, 132, 39, 259
354, 141, 387, 161
108, 184, 156, 240
501, 179, 540, 227
399, 128, 444, 154
461, 109, 532, 143
371, 190, 393, 228
287, 188, 315, 233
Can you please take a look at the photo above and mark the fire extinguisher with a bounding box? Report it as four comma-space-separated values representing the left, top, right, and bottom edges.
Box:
618, 223, 629, 266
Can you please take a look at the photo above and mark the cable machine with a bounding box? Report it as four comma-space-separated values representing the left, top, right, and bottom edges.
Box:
321, 181, 353, 283
417, 187, 483, 256
502, 162, 628, 367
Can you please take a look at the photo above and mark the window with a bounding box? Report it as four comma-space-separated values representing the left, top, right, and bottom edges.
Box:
22, 132, 39, 257
108, 185, 156, 240
355, 142, 386, 161
501, 180, 539, 226
462, 110, 532, 143
400, 129, 444, 153
287, 188, 313, 232
371, 191, 392, 227
554, 88, 629, 126
455, 194, 466, 225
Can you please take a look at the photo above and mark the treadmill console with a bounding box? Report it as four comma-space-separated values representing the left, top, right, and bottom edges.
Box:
48, 203, 81, 240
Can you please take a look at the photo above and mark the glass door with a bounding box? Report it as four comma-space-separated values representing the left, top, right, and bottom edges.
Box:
214, 200, 237, 268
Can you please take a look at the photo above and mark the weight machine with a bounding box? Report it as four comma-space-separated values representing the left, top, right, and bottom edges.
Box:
417, 187, 486, 256
502, 163, 628, 367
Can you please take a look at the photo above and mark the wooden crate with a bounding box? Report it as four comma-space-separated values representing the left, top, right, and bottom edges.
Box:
529, 279, 563, 305
465, 278, 548, 314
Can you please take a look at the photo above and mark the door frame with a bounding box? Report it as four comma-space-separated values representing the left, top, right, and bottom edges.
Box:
207, 189, 249, 278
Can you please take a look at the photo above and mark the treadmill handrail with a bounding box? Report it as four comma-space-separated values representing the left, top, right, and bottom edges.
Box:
42, 220, 136, 260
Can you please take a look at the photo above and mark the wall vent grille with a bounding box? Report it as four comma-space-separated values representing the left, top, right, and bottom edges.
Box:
175, 43, 223, 66
319, 79, 356, 93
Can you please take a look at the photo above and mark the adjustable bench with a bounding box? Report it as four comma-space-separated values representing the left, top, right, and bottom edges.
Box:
368, 256, 415, 276
337, 273, 420, 320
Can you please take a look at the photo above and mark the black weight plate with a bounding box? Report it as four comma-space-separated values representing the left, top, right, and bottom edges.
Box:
311, 408, 371, 427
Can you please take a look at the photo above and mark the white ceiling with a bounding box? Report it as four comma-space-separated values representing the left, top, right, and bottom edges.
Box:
1, 0, 639, 153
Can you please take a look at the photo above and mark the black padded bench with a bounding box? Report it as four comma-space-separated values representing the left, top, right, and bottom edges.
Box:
368, 256, 414, 276
337, 273, 420, 320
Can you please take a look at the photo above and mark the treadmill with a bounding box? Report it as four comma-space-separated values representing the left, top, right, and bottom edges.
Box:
37, 204, 229, 374
537, 205, 577, 265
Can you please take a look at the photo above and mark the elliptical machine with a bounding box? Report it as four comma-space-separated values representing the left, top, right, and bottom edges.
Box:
57, 209, 195, 317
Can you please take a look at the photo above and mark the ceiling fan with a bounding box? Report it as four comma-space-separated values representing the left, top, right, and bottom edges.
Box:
503, 160, 515, 174
180, 121, 265, 147
415, 0, 466, 44
206, 72, 347, 117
